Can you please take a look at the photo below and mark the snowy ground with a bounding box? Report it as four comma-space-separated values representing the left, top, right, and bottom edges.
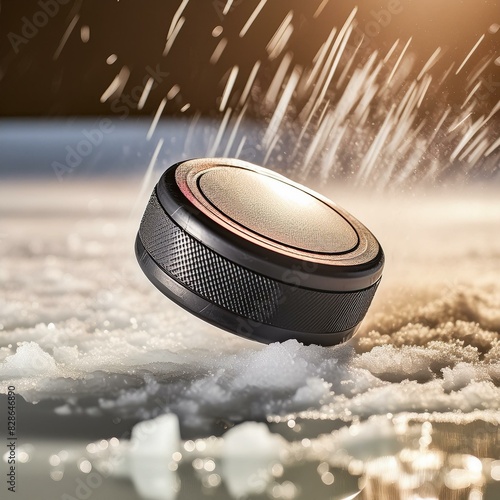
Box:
1, 177, 500, 499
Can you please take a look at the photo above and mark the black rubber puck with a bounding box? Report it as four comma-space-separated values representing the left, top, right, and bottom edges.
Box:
136, 158, 384, 346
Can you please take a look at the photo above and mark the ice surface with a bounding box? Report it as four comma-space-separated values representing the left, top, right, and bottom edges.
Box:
1, 181, 500, 434
94, 409, 500, 500
221, 422, 287, 497
128, 414, 181, 500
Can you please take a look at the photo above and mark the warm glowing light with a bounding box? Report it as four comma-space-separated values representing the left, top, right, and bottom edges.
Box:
78, 459, 92, 473
491, 461, 500, 481
212, 26, 223, 37
321, 471, 335, 485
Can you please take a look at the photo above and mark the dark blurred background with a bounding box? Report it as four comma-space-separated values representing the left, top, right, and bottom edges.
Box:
0, 0, 498, 118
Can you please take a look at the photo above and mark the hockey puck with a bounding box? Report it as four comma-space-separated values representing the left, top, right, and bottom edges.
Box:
136, 158, 384, 346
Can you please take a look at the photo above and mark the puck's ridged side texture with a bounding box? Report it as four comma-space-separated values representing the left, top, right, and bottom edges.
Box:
139, 190, 379, 334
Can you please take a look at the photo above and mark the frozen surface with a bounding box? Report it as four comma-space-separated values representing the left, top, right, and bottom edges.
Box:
1, 179, 500, 498
1, 180, 500, 430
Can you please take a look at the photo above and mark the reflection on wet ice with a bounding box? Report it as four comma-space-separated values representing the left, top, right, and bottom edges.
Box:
81, 412, 500, 500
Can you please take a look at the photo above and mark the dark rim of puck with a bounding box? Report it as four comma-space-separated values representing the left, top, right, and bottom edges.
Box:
136, 158, 384, 346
